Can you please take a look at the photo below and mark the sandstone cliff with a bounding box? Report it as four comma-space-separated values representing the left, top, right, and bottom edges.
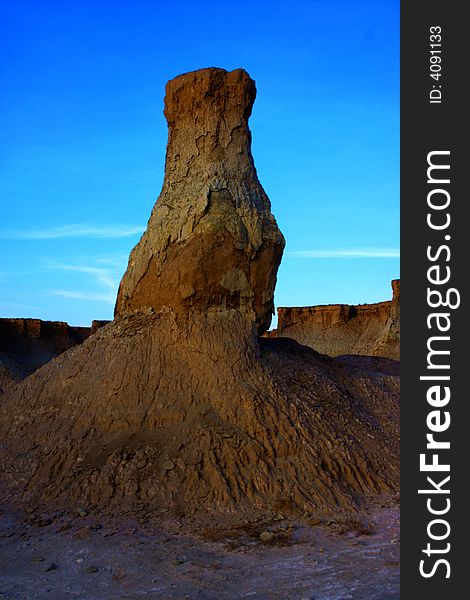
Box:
0, 69, 399, 524
269, 280, 400, 360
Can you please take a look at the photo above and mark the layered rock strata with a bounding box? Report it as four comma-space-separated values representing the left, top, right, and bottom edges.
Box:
269, 280, 400, 360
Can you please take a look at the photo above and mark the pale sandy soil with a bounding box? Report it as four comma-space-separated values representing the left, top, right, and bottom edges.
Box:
0, 506, 399, 600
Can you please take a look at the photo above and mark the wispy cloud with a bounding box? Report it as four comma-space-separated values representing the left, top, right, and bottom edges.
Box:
1, 224, 144, 240
45, 259, 122, 304
47, 262, 119, 291
93, 254, 129, 267
287, 248, 400, 259
48, 290, 116, 303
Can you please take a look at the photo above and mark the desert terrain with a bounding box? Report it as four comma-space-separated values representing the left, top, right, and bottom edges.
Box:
0, 68, 399, 599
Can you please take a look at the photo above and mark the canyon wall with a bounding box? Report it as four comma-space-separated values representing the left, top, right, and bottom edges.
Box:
269, 280, 400, 360
0, 318, 109, 392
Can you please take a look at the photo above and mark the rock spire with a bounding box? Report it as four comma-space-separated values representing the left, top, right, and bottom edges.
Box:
115, 68, 285, 334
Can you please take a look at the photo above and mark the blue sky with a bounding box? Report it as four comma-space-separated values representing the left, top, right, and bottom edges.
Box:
0, 0, 399, 326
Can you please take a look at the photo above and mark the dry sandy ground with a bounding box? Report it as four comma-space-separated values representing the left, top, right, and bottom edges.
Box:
0, 507, 399, 600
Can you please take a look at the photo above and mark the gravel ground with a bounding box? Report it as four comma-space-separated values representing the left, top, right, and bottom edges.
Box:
0, 507, 399, 600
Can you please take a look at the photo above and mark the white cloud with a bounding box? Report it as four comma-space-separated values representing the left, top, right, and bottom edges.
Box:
1, 224, 144, 240
94, 255, 129, 267
46, 262, 119, 292
287, 248, 400, 258
48, 290, 116, 304
45, 259, 122, 304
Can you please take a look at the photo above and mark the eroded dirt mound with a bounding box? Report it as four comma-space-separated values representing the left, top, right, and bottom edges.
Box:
0, 318, 101, 393
0, 311, 398, 520
0, 68, 398, 524
0, 353, 24, 394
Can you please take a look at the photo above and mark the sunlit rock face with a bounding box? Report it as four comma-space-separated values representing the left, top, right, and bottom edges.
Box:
268, 280, 400, 360
115, 68, 285, 334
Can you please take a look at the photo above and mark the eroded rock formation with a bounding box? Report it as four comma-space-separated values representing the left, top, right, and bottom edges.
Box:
0, 69, 399, 523
115, 68, 285, 334
268, 280, 400, 360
